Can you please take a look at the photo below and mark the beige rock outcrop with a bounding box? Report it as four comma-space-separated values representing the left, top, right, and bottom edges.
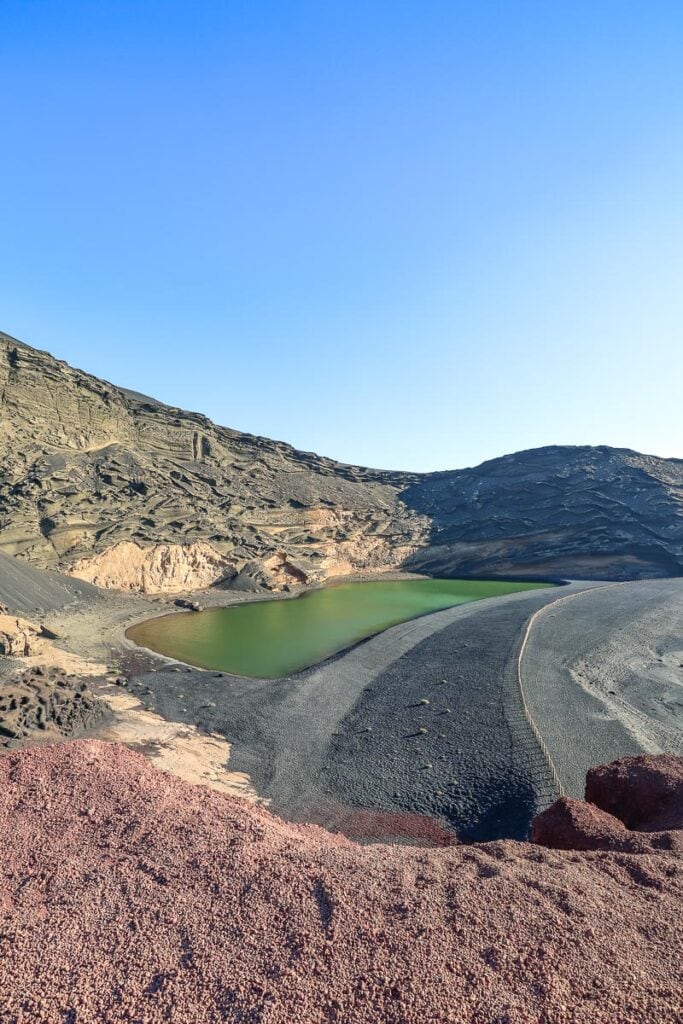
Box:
0, 613, 46, 657
70, 540, 233, 593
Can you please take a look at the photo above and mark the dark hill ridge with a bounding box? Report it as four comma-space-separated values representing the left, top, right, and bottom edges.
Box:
1, 329, 681, 589
404, 444, 683, 580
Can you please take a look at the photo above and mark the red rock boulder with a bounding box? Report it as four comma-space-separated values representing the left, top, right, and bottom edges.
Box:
531, 796, 632, 851
532, 754, 683, 853
586, 754, 683, 831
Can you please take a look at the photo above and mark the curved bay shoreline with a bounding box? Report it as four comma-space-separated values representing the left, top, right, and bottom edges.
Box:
2, 555, 682, 844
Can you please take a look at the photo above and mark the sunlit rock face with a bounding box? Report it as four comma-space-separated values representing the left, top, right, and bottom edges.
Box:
0, 332, 429, 591
1, 329, 682, 592
70, 540, 234, 594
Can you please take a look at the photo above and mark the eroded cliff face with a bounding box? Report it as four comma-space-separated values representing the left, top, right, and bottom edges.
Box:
69, 540, 234, 594
1, 330, 682, 592
0, 332, 428, 591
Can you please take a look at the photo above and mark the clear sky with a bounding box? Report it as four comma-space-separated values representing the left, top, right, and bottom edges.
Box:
1, 2, 682, 471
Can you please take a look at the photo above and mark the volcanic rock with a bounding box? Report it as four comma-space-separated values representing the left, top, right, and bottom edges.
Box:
70, 538, 234, 593
0, 612, 45, 657
0, 332, 427, 591
585, 753, 683, 831
1, 329, 682, 591
403, 444, 683, 580
531, 795, 682, 853
0, 670, 107, 745
532, 755, 683, 853
0, 741, 680, 1023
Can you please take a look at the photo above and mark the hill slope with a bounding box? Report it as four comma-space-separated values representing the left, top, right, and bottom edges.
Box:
1, 330, 681, 589
0, 331, 427, 590
404, 445, 683, 579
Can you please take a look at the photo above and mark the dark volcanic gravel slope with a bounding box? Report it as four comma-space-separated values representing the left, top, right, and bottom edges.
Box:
0, 550, 98, 615
0, 741, 681, 1024
124, 585, 591, 843
320, 594, 555, 841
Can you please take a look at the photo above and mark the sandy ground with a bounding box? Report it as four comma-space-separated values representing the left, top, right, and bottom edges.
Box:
98, 688, 257, 799
0, 740, 680, 1024
3, 549, 683, 845
523, 579, 683, 796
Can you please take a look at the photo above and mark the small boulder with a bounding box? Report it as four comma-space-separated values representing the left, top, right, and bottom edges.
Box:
586, 754, 683, 831
0, 614, 45, 657
532, 797, 632, 852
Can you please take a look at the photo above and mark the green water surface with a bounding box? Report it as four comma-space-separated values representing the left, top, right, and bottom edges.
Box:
127, 578, 550, 678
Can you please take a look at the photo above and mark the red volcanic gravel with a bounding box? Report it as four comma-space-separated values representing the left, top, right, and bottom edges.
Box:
0, 742, 681, 1024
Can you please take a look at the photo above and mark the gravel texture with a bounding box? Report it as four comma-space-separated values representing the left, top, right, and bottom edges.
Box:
522, 578, 683, 795
122, 584, 594, 842
0, 741, 681, 1024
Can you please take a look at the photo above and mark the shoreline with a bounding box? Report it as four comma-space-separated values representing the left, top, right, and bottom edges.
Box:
3, 565, 682, 846
122, 575, 556, 679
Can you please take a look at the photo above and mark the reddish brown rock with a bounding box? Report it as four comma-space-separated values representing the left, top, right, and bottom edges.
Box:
531, 795, 682, 854
532, 796, 631, 851
586, 753, 683, 831
0, 741, 681, 1023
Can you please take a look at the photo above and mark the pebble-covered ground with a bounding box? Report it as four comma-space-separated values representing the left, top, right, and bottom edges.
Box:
124, 585, 575, 843
0, 740, 680, 1024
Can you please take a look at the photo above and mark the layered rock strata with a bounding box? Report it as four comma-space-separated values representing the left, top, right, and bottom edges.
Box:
2, 331, 682, 591
0, 332, 427, 590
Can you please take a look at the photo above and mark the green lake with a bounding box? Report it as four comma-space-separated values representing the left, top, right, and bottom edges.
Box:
127, 578, 551, 679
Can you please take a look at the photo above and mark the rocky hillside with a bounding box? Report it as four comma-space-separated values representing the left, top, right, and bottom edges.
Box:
404, 445, 683, 580
1, 330, 682, 590
0, 332, 428, 590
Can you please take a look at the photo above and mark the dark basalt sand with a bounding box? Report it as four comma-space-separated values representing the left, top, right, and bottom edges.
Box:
121, 584, 592, 842
0, 741, 680, 1024
0, 551, 98, 616
118, 578, 683, 844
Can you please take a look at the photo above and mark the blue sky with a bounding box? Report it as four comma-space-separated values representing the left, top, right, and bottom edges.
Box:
1, 1, 682, 471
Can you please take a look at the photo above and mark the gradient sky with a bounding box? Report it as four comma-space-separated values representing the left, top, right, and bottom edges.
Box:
2, 2, 682, 471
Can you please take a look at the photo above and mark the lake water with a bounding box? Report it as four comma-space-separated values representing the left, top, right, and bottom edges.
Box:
127, 578, 550, 678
